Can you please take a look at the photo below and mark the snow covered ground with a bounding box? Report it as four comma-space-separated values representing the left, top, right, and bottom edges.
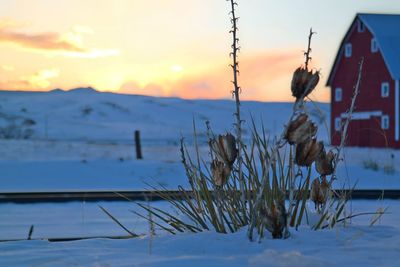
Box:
1, 200, 399, 266
0, 88, 328, 142
0, 89, 399, 192
1, 89, 400, 266
1, 139, 399, 192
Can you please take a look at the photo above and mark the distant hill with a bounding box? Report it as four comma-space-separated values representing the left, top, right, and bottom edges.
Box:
0, 89, 330, 143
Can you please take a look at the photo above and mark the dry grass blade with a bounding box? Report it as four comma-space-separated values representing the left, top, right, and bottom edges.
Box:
27, 225, 34, 240
137, 202, 202, 232
370, 207, 388, 226
130, 210, 176, 235
295, 169, 311, 228
98, 205, 139, 237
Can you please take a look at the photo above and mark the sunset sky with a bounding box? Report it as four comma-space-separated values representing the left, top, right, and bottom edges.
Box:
0, 0, 399, 102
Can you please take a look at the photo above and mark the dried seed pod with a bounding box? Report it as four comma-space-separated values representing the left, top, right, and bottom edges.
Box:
210, 133, 238, 166
211, 159, 231, 187
320, 175, 331, 203
285, 114, 318, 145
295, 139, 323, 166
291, 67, 320, 100
260, 199, 287, 239
315, 147, 335, 176
310, 176, 331, 212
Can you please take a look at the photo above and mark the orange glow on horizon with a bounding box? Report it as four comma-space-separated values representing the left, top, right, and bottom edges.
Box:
0, 0, 371, 103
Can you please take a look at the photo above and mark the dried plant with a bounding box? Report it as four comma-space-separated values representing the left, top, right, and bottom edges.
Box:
295, 139, 323, 167
126, 2, 380, 243
315, 147, 335, 176
310, 176, 330, 212
210, 133, 238, 167
228, 0, 247, 220
285, 114, 318, 145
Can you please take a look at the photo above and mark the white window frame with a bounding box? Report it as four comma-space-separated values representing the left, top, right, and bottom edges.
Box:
345, 43, 352, 58
371, 38, 378, 53
381, 82, 389, 98
335, 117, 342, 131
381, 115, 389, 130
357, 20, 365, 32
335, 87, 343, 102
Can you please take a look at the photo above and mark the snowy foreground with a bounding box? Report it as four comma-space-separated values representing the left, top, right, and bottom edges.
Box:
1, 139, 400, 191
1, 90, 400, 266
1, 89, 399, 191
1, 200, 400, 266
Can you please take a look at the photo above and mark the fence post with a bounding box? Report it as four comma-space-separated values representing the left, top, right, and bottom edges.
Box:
135, 130, 143, 159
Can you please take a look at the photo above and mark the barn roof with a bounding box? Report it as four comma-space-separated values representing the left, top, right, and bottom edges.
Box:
327, 13, 400, 86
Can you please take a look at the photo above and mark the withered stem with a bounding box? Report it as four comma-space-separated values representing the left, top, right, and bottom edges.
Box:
304, 28, 315, 70
229, 0, 246, 219
320, 57, 364, 216
334, 57, 364, 172
248, 28, 317, 241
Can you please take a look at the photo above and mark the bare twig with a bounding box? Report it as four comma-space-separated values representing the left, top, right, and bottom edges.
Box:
304, 28, 316, 70
27, 225, 34, 240
98, 205, 139, 237
228, 0, 247, 221
316, 58, 364, 226
333, 58, 364, 176
321, 210, 389, 229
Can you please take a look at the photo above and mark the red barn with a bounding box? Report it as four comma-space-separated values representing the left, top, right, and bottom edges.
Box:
327, 13, 400, 148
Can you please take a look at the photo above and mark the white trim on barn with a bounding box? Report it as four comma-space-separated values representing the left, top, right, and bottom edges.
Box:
335, 87, 343, 101
335, 117, 342, 131
371, 38, 379, 53
381, 82, 389, 97
340, 110, 382, 120
395, 80, 399, 141
381, 115, 390, 129
345, 43, 352, 57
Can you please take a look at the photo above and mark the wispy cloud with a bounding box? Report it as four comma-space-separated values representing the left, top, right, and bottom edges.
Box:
168, 50, 304, 101
19, 69, 60, 88
115, 50, 307, 101
1, 65, 14, 71
119, 81, 164, 96
0, 19, 119, 58
0, 68, 59, 90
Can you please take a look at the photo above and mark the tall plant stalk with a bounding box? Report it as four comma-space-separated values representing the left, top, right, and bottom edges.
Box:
287, 28, 315, 221
315, 57, 364, 226
229, 0, 246, 219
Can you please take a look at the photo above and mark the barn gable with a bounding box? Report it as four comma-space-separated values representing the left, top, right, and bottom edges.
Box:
327, 13, 400, 148
327, 13, 400, 86
358, 14, 400, 80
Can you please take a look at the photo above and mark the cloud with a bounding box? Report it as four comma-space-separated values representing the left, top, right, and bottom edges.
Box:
115, 51, 307, 101
114, 50, 328, 102
169, 50, 304, 101
119, 81, 164, 96
0, 27, 85, 52
0, 19, 119, 58
19, 69, 60, 88
1, 65, 14, 71
0, 68, 59, 90
0, 18, 25, 30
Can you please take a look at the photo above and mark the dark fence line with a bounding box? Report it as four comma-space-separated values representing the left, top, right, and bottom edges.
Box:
0, 189, 399, 203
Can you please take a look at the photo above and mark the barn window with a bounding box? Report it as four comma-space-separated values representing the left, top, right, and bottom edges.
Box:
381, 82, 389, 97
357, 20, 365, 32
345, 43, 352, 57
335, 87, 342, 102
335, 117, 342, 131
381, 115, 389, 130
371, 38, 378, 53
